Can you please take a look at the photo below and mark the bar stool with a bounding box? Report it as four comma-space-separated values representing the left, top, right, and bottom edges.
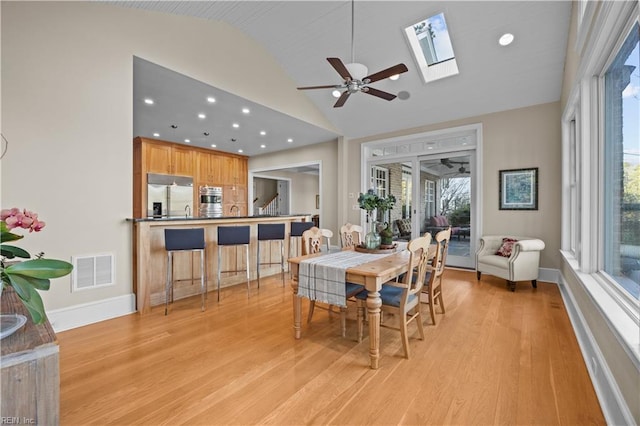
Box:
257, 223, 286, 287
217, 225, 251, 301
164, 228, 206, 315
288, 221, 315, 259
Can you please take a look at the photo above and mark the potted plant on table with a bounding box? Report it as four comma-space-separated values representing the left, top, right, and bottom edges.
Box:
358, 191, 397, 249
1, 208, 73, 325
376, 195, 396, 248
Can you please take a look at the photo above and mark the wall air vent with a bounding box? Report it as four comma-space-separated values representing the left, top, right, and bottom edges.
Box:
72, 253, 115, 291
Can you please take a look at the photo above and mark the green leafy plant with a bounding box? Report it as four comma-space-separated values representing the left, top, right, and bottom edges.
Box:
1, 208, 73, 324
358, 189, 380, 212
358, 190, 396, 214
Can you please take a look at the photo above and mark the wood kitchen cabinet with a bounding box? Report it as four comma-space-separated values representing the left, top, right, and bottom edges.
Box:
141, 138, 194, 176
197, 151, 222, 186
133, 137, 248, 218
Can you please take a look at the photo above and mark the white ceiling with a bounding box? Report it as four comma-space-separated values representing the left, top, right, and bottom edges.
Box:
119, 1, 572, 157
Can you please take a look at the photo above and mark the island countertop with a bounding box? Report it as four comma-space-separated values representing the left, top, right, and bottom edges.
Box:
130, 214, 312, 314
127, 213, 312, 223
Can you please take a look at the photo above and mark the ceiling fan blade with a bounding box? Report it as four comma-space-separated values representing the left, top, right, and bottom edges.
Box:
327, 58, 352, 81
334, 91, 351, 108
297, 85, 341, 90
440, 158, 454, 168
362, 87, 396, 101
364, 63, 409, 84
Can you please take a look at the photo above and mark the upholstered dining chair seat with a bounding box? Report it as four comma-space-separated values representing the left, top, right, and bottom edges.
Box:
355, 284, 418, 308
345, 282, 365, 298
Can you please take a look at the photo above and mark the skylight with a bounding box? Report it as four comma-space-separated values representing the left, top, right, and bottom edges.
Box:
405, 12, 459, 84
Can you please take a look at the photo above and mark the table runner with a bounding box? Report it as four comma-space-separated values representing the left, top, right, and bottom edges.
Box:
298, 250, 392, 307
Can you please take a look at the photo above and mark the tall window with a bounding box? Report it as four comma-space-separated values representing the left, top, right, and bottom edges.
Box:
402, 166, 412, 219
603, 23, 639, 299
371, 166, 388, 198
425, 180, 435, 218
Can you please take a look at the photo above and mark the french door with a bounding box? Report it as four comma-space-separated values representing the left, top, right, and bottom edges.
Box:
362, 124, 481, 269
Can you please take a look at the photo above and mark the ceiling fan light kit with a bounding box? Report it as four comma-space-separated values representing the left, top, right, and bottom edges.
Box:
296, 0, 408, 107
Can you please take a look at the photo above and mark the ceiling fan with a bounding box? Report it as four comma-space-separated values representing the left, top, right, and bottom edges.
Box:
440, 158, 468, 168
297, 0, 408, 108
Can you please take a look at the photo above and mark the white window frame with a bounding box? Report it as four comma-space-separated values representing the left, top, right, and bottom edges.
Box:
561, 1, 639, 364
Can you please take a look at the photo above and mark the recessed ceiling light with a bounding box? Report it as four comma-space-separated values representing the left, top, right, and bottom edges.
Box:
211, 144, 217, 148
242, 108, 250, 114
238, 149, 243, 153
332, 90, 341, 98
287, 138, 293, 143
207, 97, 216, 103
153, 133, 160, 137
499, 33, 514, 46
389, 74, 400, 81
144, 98, 154, 105
184, 139, 190, 143
198, 113, 206, 119
260, 131, 266, 136
260, 144, 266, 148
232, 123, 239, 128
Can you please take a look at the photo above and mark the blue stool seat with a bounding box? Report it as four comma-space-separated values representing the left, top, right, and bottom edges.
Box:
217, 225, 251, 301
257, 223, 286, 287
164, 228, 206, 315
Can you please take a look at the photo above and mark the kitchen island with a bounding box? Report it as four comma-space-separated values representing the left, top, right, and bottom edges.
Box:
129, 214, 311, 314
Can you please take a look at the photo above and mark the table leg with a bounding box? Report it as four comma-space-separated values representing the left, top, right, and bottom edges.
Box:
366, 290, 382, 369
291, 273, 302, 339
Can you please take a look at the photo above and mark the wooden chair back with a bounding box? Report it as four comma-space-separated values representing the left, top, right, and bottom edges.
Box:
302, 227, 324, 255
422, 226, 451, 324
320, 228, 333, 251
401, 233, 434, 303
340, 223, 363, 248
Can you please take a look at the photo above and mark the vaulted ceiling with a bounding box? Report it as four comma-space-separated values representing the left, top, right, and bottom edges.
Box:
117, 1, 572, 156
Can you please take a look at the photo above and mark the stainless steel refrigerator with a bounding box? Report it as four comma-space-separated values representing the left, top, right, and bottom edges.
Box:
147, 174, 194, 217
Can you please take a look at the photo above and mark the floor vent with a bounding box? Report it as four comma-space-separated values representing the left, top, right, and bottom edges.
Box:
72, 253, 115, 291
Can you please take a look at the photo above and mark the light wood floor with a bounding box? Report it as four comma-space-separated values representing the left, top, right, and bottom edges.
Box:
58, 270, 605, 425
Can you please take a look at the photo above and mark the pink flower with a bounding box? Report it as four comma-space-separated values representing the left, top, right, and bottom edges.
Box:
0, 208, 20, 221
1, 207, 45, 232
30, 219, 46, 232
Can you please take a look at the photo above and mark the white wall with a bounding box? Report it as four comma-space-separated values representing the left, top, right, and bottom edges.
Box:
345, 102, 562, 270
1, 1, 335, 317
249, 140, 338, 237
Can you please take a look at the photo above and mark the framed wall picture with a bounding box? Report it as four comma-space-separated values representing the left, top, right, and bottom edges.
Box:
315, 194, 320, 209
499, 168, 538, 210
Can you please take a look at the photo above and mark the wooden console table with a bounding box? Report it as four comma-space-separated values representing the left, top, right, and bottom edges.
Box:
1, 288, 59, 425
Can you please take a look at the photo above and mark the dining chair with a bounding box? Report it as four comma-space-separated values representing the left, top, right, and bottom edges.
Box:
421, 227, 451, 325
288, 221, 315, 259
355, 233, 432, 358
320, 228, 333, 251
340, 223, 363, 248
303, 227, 364, 338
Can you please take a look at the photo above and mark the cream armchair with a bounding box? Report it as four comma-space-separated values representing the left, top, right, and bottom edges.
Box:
476, 235, 545, 291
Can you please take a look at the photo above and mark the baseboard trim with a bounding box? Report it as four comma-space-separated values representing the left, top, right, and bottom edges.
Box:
538, 267, 559, 284
47, 294, 136, 333
557, 275, 635, 426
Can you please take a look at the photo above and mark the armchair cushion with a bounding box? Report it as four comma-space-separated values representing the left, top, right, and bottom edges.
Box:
395, 219, 412, 237
496, 238, 518, 257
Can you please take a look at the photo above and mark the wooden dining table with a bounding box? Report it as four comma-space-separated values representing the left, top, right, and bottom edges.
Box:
288, 246, 428, 369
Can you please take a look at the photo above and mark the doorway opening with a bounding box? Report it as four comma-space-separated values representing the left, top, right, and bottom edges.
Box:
362, 124, 482, 269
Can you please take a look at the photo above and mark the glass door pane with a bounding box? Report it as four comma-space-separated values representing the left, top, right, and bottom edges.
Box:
418, 153, 475, 268
368, 162, 412, 240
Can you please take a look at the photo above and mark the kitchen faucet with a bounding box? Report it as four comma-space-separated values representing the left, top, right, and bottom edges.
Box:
185, 204, 191, 218
230, 204, 239, 217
